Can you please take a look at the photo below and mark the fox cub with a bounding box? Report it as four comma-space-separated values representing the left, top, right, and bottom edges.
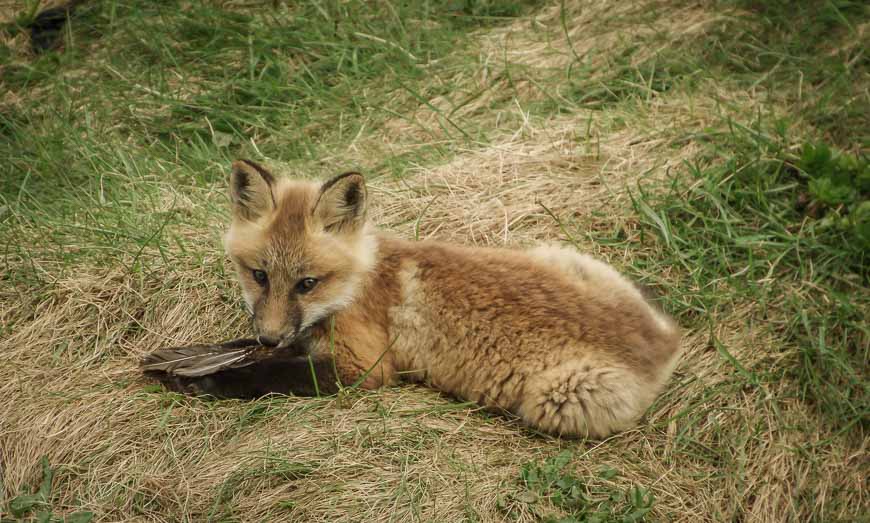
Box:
211, 160, 681, 438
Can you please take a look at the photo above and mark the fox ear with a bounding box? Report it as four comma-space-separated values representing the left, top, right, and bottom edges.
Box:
229, 160, 276, 221
314, 172, 367, 233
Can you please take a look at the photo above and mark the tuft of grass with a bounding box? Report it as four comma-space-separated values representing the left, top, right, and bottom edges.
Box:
207, 452, 316, 521
500, 451, 655, 523
3, 456, 94, 522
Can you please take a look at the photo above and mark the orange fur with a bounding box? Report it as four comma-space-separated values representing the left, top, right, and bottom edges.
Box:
224, 161, 682, 438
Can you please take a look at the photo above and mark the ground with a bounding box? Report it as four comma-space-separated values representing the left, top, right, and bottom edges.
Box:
0, 1, 867, 522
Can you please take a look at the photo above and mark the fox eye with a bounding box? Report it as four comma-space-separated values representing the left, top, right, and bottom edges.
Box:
252, 269, 268, 286
295, 277, 318, 294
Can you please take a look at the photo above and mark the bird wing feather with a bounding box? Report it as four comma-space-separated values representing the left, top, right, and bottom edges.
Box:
141, 345, 258, 377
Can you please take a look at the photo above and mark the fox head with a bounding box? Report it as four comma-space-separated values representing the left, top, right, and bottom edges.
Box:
224, 160, 377, 348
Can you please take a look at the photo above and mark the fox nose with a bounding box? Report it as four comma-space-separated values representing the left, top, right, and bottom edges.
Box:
256, 335, 281, 347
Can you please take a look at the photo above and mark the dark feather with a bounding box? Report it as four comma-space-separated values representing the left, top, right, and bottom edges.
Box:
141, 338, 340, 399
29, 0, 88, 53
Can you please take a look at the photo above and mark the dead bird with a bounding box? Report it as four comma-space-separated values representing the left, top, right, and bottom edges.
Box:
141, 337, 339, 399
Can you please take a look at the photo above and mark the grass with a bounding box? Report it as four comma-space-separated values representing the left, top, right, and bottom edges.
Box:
506, 451, 655, 522
629, 123, 868, 429
1, 0, 867, 521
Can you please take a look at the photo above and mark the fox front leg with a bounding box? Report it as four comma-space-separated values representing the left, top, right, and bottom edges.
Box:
148, 353, 341, 399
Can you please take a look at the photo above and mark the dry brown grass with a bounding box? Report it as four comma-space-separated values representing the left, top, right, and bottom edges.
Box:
370, 86, 738, 248
1, 1, 867, 521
